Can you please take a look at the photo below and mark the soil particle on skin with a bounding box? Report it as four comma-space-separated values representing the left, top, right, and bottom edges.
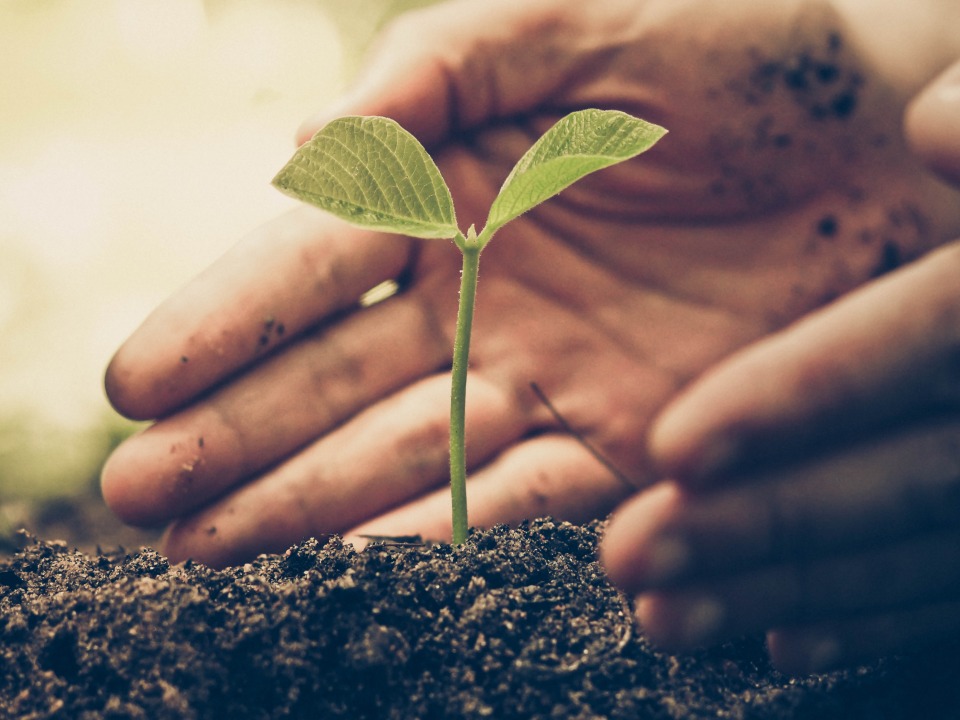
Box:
256, 317, 285, 349
3, 520, 960, 719
872, 241, 902, 278
816, 215, 838, 238
743, 32, 863, 123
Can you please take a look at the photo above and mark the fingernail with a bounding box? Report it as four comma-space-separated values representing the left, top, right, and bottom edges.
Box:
803, 636, 842, 673
644, 537, 691, 584
681, 596, 726, 646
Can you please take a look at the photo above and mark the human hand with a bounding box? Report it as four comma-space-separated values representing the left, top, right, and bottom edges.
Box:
602, 58, 960, 674
102, 0, 960, 568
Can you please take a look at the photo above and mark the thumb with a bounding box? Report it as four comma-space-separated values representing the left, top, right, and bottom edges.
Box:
905, 57, 960, 186
296, 0, 578, 147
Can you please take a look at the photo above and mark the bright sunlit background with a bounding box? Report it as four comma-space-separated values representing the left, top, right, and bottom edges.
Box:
0, 0, 435, 546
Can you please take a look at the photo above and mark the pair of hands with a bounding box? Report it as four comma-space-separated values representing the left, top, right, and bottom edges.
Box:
102, 0, 960, 674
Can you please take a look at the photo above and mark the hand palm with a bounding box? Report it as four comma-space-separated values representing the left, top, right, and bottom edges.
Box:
103, 0, 958, 568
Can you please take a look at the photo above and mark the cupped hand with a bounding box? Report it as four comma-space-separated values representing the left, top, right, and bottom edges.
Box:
602, 58, 960, 674
102, 0, 960, 569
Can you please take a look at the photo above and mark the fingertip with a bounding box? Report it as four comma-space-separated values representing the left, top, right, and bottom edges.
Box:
103, 312, 198, 421
162, 520, 220, 568
158, 525, 185, 565
634, 592, 669, 642
162, 507, 272, 570
103, 345, 156, 421
101, 417, 234, 529
600, 482, 686, 593
647, 405, 699, 479
635, 592, 725, 651
905, 59, 960, 186
100, 435, 152, 527
648, 396, 740, 488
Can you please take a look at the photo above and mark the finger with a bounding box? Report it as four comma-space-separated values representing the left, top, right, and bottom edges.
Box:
906, 57, 960, 185
105, 207, 412, 420
768, 602, 960, 674
344, 434, 635, 546
296, 0, 599, 145
633, 527, 960, 651
160, 372, 528, 568
648, 240, 960, 486
102, 285, 454, 527
603, 418, 960, 592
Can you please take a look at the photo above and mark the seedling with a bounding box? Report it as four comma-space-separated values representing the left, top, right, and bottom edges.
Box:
273, 109, 666, 544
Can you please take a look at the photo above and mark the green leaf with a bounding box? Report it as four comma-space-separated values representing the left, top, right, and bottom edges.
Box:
272, 116, 458, 239
486, 109, 667, 232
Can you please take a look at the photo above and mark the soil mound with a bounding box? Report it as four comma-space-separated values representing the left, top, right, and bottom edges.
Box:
2, 520, 958, 719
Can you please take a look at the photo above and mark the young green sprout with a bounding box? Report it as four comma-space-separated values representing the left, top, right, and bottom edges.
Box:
273, 109, 666, 545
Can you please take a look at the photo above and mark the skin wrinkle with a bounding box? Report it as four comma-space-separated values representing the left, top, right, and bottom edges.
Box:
304, 244, 378, 313
179, 371, 525, 560
490, 232, 662, 369
374, 376, 521, 486
498, 209, 762, 386
399, 258, 461, 358
406, 287, 457, 369
526, 368, 640, 448
611, 203, 927, 328
203, 295, 448, 506
459, 130, 685, 359
550, 47, 627, 117
305, 305, 437, 428
212, 398, 275, 488
463, 273, 659, 484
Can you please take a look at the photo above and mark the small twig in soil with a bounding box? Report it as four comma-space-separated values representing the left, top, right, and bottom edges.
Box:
529, 382, 636, 490
357, 534, 426, 548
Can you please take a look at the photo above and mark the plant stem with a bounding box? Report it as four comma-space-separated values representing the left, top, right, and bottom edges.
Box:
450, 242, 480, 545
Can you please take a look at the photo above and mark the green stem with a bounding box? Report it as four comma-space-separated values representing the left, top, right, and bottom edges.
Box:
450, 242, 480, 545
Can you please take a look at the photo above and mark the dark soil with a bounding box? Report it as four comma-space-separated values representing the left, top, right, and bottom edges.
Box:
0, 489, 162, 560
2, 519, 959, 720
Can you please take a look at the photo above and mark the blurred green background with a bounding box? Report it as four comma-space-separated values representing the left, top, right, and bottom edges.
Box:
0, 0, 437, 553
